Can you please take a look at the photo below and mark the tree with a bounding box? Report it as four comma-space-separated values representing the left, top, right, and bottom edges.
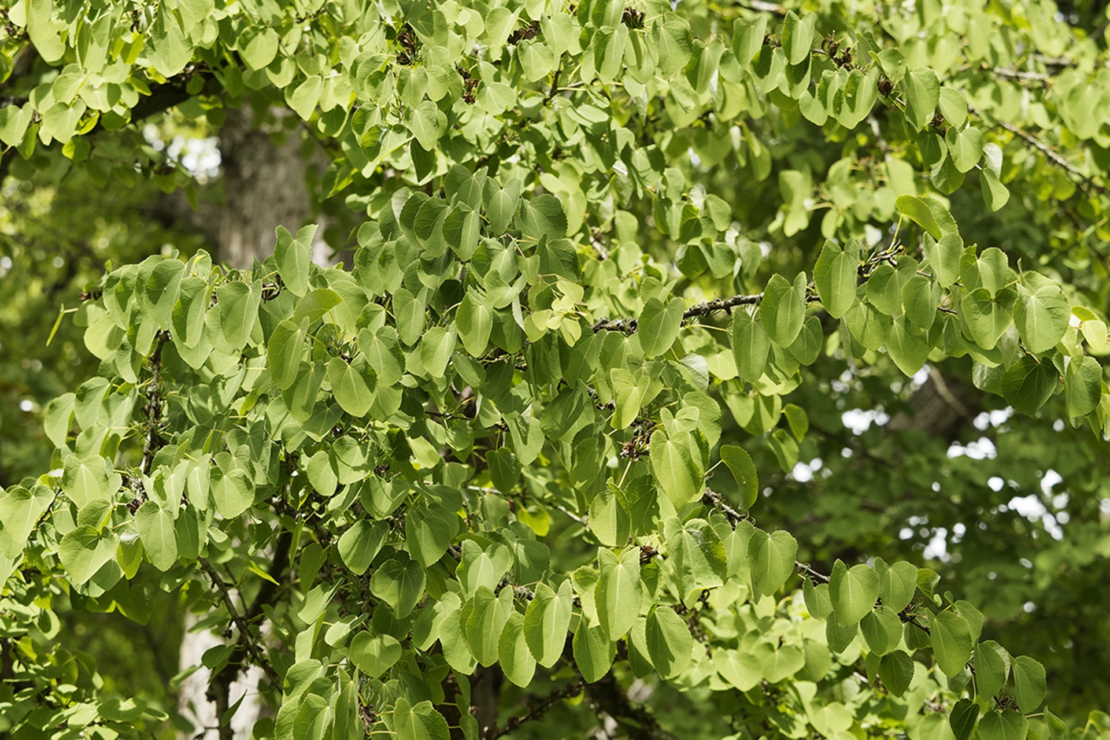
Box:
1, 0, 1109, 739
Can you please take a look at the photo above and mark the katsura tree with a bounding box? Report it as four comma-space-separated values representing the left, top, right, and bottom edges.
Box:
1, 0, 1110, 739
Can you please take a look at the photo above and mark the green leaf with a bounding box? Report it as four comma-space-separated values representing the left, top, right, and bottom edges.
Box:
813, 240, 859, 319
803, 578, 833, 619
147, 4, 191, 77
287, 75, 324, 120
369, 552, 425, 618
978, 711, 1028, 740
875, 558, 917, 613
975, 640, 1011, 698
748, 529, 797, 596
950, 699, 980, 740
719, 445, 758, 511
1012, 655, 1046, 710
486, 180, 522, 235
456, 292, 493, 357
409, 101, 447, 151
134, 501, 177, 572
349, 631, 401, 678
465, 586, 514, 666
275, 224, 317, 297
962, 288, 1016, 351
904, 67, 939, 131
293, 288, 344, 326
518, 41, 556, 82
946, 126, 983, 173
655, 19, 693, 76
498, 611, 536, 688
830, 561, 879, 626
268, 320, 305, 391
420, 327, 456, 379
241, 27, 279, 70
1001, 356, 1058, 416
981, 167, 1010, 211
596, 547, 642, 640
58, 525, 118, 586
1065, 355, 1102, 417
338, 520, 387, 576
217, 281, 262, 349
896, 195, 956, 240
781, 12, 816, 66
524, 581, 574, 668
393, 697, 450, 740
761, 272, 807, 347
924, 233, 965, 288
393, 288, 425, 345
639, 297, 685, 358
788, 316, 822, 366
26, 0, 65, 63
645, 606, 693, 680
519, 194, 568, 240
611, 369, 650, 430
327, 358, 373, 418
171, 277, 209, 351
211, 468, 254, 519
0, 485, 54, 558
732, 16, 767, 69
360, 327, 405, 387
488, 448, 521, 493
860, 605, 902, 655
902, 275, 938, 330
649, 430, 704, 510
887, 317, 931, 377
930, 610, 973, 677
713, 648, 762, 690
62, 455, 114, 510
731, 309, 770, 382
573, 620, 615, 683
879, 651, 915, 697
1015, 285, 1070, 354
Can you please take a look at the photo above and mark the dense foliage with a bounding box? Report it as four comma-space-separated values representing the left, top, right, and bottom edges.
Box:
2, 0, 1110, 739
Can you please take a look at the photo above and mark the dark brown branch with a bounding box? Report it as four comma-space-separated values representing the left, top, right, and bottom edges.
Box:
140, 332, 170, 476
592, 288, 821, 334
583, 672, 677, 740
0, 71, 211, 184
198, 559, 281, 686
491, 679, 585, 739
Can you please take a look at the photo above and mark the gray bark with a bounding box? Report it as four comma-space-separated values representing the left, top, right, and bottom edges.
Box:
217, 105, 332, 269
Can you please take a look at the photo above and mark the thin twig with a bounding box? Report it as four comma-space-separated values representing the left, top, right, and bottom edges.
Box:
199, 560, 281, 686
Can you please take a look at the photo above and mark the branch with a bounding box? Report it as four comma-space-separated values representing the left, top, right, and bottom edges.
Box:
970, 104, 1106, 195
199, 559, 281, 687
702, 489, 831, 584
140, 332, 170, 477
583, 672, 677, 740
591, 289, 820, 334
0, 71, 210, 184
490, 679, 584, 739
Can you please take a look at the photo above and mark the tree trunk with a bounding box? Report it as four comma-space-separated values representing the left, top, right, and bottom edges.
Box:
217, 105, 332, 270
176, 102, 328, 738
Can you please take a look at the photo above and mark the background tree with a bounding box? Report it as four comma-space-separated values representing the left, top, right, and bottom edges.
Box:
1, 0, 1110, 739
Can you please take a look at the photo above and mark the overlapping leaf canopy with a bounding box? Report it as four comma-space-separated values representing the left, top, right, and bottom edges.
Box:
2, 0, 1110, 738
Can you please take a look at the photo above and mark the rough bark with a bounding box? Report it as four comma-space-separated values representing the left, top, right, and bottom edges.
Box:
217, 105, 331, 269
